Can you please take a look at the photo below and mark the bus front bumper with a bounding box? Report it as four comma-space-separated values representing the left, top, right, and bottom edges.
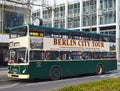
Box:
8, 73, 30, 79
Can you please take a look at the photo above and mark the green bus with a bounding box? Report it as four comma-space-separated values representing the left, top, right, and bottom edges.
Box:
8, 24, 117, 80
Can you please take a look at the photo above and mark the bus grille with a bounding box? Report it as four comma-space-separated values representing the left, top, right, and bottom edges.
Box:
11, 75, 18, 77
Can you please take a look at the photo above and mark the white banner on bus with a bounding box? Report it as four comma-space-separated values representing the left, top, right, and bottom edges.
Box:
30, 37, 115, 52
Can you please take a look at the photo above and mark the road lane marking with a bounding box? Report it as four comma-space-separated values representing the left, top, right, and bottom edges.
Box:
0, 82, 20, 89
99, 74, 118, 78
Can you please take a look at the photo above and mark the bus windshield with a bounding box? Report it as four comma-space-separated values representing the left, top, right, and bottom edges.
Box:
9, 48, 28, 63
10, 26, 27, 39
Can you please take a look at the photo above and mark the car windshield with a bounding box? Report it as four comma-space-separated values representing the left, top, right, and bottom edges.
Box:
9, 48, 28, 63
10, 26, 27, 39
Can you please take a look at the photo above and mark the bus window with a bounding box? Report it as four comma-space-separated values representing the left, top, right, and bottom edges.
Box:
102, 52, 116, 59
30, 51, 45, 60
29, 26, 45, 37
29, 32, 44, 37
71, 51, 82, 60
45, 51, 60, 60
9, 48, 28, 63
60, 51, 71, 60
72, 36, 80, 39
53, 34, 60, 38
10, 26, 27, 39
51, 34, 54, 37
18, 32, 26, 37
62, 35, 69, 39
10, 30, 18, 38
102, 37, 109, 42
40, 33, 44, 37
93, 52, 101, 59
82, 52, 92, 59
110, 37, 115, 42
92, 37, 99, 41
49, 33, 61, 38
45, 32, 51, 38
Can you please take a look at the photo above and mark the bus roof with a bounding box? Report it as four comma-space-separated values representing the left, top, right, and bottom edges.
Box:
10, 24, 115, 37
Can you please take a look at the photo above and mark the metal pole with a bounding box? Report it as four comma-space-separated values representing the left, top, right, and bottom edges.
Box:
116, 0, 120, 62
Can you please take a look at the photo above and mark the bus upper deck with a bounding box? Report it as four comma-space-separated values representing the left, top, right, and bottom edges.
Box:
8, 24, 116, 63
9, 24, 115, 42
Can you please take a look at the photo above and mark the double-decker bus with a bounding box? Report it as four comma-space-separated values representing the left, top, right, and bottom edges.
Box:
8, 24, 117, 80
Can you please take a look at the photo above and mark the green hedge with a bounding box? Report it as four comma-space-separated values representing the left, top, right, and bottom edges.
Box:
57, 77, 120, 91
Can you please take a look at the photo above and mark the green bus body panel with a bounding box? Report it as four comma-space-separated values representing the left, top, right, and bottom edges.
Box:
8, 59, 117, 79
28, 59, 117, 79
8, 65, 29, 75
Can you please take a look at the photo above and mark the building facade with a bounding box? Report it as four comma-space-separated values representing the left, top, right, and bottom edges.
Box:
33, 0, 116, 34
0, 3, 31, 66
33, 0, 120, 61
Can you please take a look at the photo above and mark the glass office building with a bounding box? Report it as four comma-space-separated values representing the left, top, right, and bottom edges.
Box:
0, 3, 31, 66
33, 0, 116, 34
33, 0, 120, 61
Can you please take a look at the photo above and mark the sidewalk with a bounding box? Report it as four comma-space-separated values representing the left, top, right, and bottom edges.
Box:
0, 67, 9, 81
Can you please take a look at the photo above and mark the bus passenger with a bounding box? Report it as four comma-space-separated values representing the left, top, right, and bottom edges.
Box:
18, 55, 25, 63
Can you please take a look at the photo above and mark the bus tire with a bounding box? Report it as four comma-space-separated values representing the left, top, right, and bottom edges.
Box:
50, 66, 61, 80
96, 64, 104, 75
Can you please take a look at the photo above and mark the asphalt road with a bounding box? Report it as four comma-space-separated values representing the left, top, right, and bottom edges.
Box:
0, 64, 120, 91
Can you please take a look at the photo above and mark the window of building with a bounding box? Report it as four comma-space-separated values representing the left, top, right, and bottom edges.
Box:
83, 0, 97, 27
99, 0, 116, 25
4, 11, 24, 33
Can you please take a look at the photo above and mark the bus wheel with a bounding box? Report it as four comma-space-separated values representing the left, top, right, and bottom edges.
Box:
96, 64, 104, 75
50, 67, 61, 80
